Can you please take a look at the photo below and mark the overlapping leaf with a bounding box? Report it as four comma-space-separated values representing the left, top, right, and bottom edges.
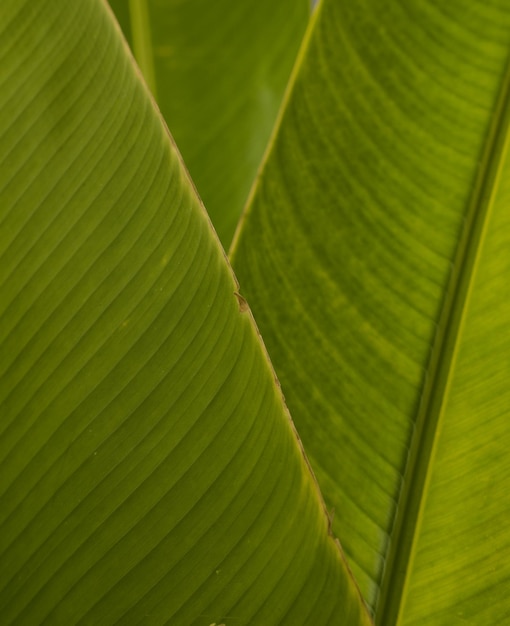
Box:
0, 1, 371, 624
108, 0, 309, 246
231, 0, 510, 622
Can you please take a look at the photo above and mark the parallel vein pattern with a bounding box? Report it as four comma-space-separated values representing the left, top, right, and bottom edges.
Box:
231, 0, 510, 617
0, 1, 370, 624
378, 48, 510, 626
108, 0, 309, 246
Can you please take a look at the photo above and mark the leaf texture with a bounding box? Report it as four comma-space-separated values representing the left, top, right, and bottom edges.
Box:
230, 0, 510, 621
0, 1, 370, 624
107, 0, 309, 247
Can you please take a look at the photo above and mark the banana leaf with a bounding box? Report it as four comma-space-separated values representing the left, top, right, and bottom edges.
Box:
230, 0, 510, 622
0, 1, 370, 624
107, 0, 309, 247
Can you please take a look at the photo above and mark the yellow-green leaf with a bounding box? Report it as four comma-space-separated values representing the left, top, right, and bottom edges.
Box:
230, 0, 510, 622
0, 1, 370, 624
108, 0, 309, 247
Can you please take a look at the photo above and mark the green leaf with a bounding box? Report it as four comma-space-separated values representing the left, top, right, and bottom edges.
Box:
0, 1, 370, 624
107, 0, 310, 247
230, 0, 510, 622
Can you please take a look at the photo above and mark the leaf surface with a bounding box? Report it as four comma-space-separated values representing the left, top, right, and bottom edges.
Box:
230, 0, 510, 622
0, 2, 370, 624
107, 0, 309, 247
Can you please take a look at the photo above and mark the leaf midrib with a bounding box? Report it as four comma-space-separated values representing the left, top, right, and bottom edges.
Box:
376, 53, 510, 626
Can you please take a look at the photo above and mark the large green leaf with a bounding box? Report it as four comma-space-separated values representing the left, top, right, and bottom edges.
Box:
231, 0, 510, 621
107, 0, 309, 247
0, 1, 371, 624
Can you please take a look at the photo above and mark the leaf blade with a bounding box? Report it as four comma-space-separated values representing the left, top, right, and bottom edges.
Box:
230, 0, 510, 618
0, 1, 370, 624
108, 0, 310, 246
378, 51, 510, 626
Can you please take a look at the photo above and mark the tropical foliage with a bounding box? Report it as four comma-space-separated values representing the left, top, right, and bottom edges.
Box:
1, 1, 509, 625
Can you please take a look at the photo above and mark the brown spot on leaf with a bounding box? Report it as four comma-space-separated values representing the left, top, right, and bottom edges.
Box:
234, 291, 249, 313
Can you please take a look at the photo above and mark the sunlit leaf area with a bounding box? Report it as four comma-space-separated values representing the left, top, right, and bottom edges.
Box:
1, 1, 510, 624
